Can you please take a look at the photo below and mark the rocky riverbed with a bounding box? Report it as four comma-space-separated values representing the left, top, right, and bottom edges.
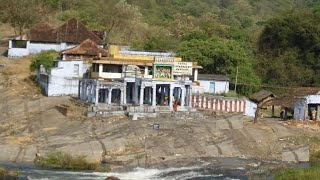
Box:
0, 56, 318, 179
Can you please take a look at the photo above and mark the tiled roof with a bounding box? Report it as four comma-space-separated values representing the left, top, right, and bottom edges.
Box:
270, 87, 320, 107
61, 39, 107, 56
250, 90, 276, 103
26, 18, 103, 44
198, 74, 229, 81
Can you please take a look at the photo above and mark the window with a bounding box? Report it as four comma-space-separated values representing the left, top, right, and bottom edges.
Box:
12, 40, 27, 48
102, 64, 122, 73
73, 64, 79, 76
92, 63, 99, 72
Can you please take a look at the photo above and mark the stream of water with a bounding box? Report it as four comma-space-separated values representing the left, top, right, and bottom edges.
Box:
1, 162, 250, 180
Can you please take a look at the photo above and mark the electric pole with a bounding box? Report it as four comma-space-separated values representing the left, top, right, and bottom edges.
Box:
235, 66, 239, 92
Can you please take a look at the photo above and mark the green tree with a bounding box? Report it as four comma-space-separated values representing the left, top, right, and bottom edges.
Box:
257, 9, 320, 87
30, 51, 58, 72
177, 36, 260, 95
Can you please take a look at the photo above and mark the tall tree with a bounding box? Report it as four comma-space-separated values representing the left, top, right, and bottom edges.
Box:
176, 35, 260, 95
257, 9, 320, 87
0, 0, 47, 35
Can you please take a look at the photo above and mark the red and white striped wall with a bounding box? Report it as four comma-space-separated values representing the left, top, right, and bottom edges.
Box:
191, 94, 254, 115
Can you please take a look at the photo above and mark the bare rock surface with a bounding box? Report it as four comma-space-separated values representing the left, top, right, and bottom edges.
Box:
0, 56, 317, 171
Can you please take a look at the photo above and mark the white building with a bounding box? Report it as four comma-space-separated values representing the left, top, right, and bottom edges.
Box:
38, 60, 85, 96
293, 88, 320, 120
8, 18, 103, 57
192, 74, 229, 94
38, 39, 107, 96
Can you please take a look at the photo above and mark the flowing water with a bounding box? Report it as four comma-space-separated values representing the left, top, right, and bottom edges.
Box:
1, 162, 251, 180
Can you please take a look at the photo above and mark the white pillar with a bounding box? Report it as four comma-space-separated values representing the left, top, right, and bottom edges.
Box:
189, 86, 192, 107
99, 64, 103, 77
194, 69, 198, 81
123, 83, 127, 105
152, 85, 156, 107
149, 87, 152, 105
108, 88, 112, 105
8, 40, 12, 49
140, 85, 145, 106
85, 86, 89, 102
90, 85, 94, 103
95, 88, 99, 106
120, 88, 124, 105
169, 85, 174, 110
181, 87, 186, 108
144, 66, 148, 77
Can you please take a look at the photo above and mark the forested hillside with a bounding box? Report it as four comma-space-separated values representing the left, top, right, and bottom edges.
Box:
1, 0, 320, 95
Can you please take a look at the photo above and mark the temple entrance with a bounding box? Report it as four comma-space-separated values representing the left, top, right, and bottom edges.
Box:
156, 84, 171, 106
126, 82, 139, 104
111, 89, 121, 104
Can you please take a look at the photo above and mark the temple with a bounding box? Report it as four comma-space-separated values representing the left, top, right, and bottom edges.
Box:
79, 45, 202, 112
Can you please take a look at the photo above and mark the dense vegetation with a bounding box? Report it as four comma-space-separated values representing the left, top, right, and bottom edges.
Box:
1, 0, 320, 95
35, 151, 98, 170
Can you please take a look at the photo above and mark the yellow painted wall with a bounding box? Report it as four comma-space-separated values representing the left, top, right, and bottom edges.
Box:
107, 45, 182, 62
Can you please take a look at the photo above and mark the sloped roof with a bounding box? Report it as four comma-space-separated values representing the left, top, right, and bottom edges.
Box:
270, 87, 320, 107
250, 90, 276, 103
198, 74, 229, 81
26, 18, 103, 44
61, 39, 107, 56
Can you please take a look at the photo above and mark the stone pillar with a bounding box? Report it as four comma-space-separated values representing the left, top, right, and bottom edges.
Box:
123, 83, 127, 105
85, 85, 88, 102
139, 85, 145, 106
133, 82, 139, 105
78, 81, 82, 100
120, 88, 124, 105
189, 86, 192, 107
95, 88, 99, 106
90, 84, 94, 103
149, 87, 152, 105
144, 66, 148, 77
194, 69, 198, 81
104, 89, 108, 103
169, 85, 174, 110
152, 85, 156, 107
185, 86, 189, 107
181, 87, 186, 108
98, 64, 103, 78
108, 88, 112, 105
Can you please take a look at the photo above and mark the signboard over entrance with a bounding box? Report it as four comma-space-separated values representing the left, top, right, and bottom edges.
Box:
154, 57, 174, 64
173, 62, 193, 76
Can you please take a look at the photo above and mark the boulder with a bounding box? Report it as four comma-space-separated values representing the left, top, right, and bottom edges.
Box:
105, 176, 120, 180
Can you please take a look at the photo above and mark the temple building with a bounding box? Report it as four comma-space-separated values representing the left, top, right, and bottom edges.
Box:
79, 45, 202, 112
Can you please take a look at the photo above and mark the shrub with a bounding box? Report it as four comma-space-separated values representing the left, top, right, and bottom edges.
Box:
274, 149, 320, 180
29, 50, 58, 72
274, 167, 320, 180
35, 151, 98, 170
0, 167, 19, 179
